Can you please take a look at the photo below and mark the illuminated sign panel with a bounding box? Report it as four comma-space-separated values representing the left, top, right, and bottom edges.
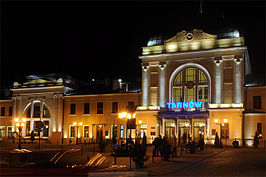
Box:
167, 101, 202, 109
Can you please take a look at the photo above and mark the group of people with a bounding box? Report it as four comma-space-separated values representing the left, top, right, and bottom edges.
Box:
152, 135, 177, 161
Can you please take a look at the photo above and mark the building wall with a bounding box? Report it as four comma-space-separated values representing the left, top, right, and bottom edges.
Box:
245, 86, 266, 111
209, 109, 243, 146
244, 86, 266, 147
10, 86, 65, 144
139, 30, 247, 146
135, 111, 158, 143
63, 93, 140, 144
0, 100, 13, 141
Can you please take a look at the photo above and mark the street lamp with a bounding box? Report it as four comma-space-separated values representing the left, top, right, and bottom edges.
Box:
73, 122, 83, 145
14, 118, 26, 149
214, 118, 228, 147
118, 112, 136, 169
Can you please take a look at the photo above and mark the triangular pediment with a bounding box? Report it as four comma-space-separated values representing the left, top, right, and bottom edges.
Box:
13, 78, 63, 88
24, 79, 52, 85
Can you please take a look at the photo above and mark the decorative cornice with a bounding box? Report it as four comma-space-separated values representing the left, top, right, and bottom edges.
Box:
139, 46, 247, 59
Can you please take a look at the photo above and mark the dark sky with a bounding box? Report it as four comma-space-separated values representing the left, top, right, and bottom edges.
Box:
1, 1, 265, 89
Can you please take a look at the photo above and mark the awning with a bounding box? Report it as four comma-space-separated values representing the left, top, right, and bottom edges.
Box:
157, 111, 209, 119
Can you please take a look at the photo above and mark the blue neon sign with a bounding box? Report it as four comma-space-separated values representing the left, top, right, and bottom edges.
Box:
167, 101, 202, 109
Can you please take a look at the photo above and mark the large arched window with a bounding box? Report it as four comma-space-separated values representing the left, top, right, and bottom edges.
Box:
172, 67, 209, 110
23, 101, 50, 137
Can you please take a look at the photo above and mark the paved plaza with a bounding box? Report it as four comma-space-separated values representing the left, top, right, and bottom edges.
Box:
0, 143, 265, 176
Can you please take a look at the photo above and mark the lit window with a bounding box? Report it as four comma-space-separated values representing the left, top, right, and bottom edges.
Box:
174, 71, 183, 84
120, 125, 123, 139
43, 121, 49, 137
211, 129, 216, 136
140, 124, 147, 138
221, 123, 229, 139
43, 106, 50, 118
0, 126, 6, 137
26, 121, 31, 136
70, 126, 75, 138
172, 67, 209, 111
33, 103, 41, 118
7, 126, 12, 137
84, 126, 89, 138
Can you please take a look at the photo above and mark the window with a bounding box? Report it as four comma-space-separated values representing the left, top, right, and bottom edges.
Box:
84, 103, 90, 114
7, 126, 12, 137
43, 106, 50, 118
1, 107, 5, 116
27, 107, 31, 118
0, 126, 5, 137
97, 102, 103, 114
70, 104, 76, 114
33, 103, 41, 118
173, 87, 183, 102
221, 123, 229, 139
33, 121, 39, 136
112, 102, 118, 113
140, 124, 147, 138
253, 96, 261, 109
212, 129, 216, 136
84, 126, 89, 138
9, 107, 12, 116
25, 103, 51, 118
70, 126, 75, 138
257, 123, 262, 139
128, 101, 135, 112
43, 121, 49, 137
172, 67, 209, 111
120, 125, 123, 139
26, 121, 31, 136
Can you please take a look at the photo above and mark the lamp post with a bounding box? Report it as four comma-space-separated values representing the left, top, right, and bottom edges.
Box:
214, 118, 228, 147
14, 118, 26, 149
118, 112, 136, 169
73, 122, 83, 145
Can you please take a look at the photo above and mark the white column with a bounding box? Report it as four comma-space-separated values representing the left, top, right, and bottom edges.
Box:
142, 65, 150, 106
159, 64, 166, 107
52, 95, 57, 132
18, 96, 22, 118
214, 57, 223, 103
162, 119, 165, 137
57, 95, 62, 132
234, 56, 242, 103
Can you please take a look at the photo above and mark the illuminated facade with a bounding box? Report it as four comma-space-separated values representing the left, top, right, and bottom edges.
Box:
0, 77, 140, 144
136, 29, 265, 146
0, 29, 265, 147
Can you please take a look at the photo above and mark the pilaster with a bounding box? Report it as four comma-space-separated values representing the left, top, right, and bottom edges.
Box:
234, 55, 243, 103
159, 63, 167, 107
142, 64, 150, 106
214, 57, 223, 103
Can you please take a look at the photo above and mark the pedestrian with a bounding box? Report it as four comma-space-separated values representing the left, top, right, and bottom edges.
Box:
214, 132, 220, 148
30, 130, 35, 143
253, 131, 259, 148
172, 135, 177, 157
162, 136, 170, 161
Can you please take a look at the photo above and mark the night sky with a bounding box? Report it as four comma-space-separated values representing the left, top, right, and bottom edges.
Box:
1, 1, 265, 90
